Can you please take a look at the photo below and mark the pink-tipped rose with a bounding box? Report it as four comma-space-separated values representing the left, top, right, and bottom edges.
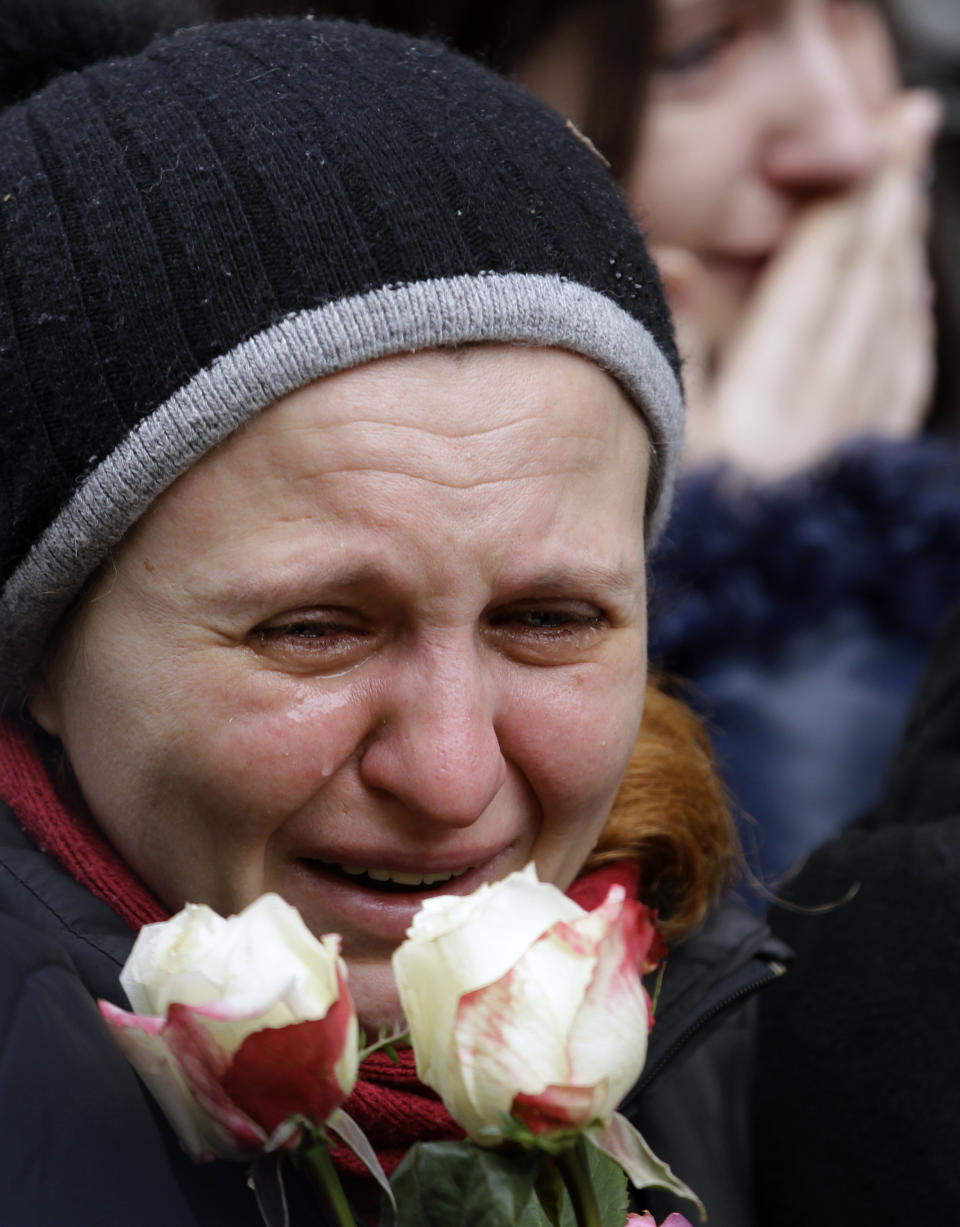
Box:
392, 865, 699, 1209
100, 894, 359, 1161
393, 865, 658, 1143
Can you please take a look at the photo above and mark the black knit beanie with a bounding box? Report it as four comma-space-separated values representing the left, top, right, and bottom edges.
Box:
0, 17, 682, 700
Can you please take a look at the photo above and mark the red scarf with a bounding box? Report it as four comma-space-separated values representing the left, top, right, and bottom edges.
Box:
0, 717, 166, 927
0, 716, 641, 1210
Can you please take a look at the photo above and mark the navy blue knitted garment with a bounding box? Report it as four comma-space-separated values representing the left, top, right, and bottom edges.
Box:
650, 436, 960, 675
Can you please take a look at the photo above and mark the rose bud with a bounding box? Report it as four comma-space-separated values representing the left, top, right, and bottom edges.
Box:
99, 893, 359, 1162
392, 864, 659, 1144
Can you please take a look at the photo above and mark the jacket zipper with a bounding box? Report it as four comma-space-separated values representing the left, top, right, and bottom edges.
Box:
628, 958, 788, 1102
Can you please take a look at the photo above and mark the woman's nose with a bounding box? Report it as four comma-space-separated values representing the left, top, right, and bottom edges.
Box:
761, 8, 887, 195
358, 641, 507, 827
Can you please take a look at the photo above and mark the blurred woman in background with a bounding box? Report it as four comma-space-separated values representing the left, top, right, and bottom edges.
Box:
608, 0, 960, 886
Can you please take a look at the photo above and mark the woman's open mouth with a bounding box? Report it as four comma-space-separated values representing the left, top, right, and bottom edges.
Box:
314, 860, 473, 894
288, 849, 517, 942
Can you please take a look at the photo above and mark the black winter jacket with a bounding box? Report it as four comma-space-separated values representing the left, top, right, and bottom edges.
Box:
0, 801, 788, 1227
754, 602, 960, 1222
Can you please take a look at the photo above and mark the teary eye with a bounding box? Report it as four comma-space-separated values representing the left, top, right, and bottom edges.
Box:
484, 599, 611, 666
510, 609, 598, 629
487, 602, 606, 636
248, 609, 376, 673
254, 617, 356, 642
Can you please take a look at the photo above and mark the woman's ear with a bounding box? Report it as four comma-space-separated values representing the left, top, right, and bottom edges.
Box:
25, 571, 97, 737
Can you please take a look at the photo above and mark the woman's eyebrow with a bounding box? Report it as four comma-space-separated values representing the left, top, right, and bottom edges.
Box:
194, 563, 392, 609
199, 561, 642, 610
501, 564, 641, 597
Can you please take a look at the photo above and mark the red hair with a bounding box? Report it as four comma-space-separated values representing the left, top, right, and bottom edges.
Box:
585, 673, 739, 942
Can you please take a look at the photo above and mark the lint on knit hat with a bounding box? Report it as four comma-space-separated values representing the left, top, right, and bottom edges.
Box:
0, 17, 683, 701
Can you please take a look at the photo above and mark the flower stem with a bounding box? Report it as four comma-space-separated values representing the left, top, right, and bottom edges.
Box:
299, 1139, 358, 1227
357, 1027, 410, 1064
555, 1138, 603, 1227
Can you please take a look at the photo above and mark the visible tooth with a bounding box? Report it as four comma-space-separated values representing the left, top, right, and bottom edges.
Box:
390, 870, 453, 885
335, 863, 462, 886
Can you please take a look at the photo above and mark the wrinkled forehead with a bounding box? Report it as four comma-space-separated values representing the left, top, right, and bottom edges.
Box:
139, 344, 653, 538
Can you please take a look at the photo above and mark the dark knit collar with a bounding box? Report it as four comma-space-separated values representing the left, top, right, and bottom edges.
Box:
650, 436, 960, 675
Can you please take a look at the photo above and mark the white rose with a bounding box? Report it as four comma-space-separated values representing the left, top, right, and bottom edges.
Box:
392, 864, 654, 1143
99, 893, 359, 1161
393, 865, 700, 1209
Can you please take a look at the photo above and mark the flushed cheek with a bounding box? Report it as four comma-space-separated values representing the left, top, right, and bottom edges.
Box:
164, 673, 374, 823
501, 665, 646, 832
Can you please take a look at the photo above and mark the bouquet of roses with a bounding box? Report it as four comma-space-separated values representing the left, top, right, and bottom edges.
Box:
99, 866, 701, 1227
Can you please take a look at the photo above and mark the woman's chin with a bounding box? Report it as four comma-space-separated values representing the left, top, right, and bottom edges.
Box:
346, 960, 407, 1035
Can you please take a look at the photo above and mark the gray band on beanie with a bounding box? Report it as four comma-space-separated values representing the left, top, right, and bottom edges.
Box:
1, 270, 680, 694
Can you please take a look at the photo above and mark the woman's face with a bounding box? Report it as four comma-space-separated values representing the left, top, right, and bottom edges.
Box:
32, 346, 651, 1026
630, 0, 898, 324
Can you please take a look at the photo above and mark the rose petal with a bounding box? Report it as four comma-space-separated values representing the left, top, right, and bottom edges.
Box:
449, 922, 598, 1138
394, 865, 585, 1098
121, 897, 346, 1026
511, 1082, 609, 1135
121, 904, 228, 1015
162, 1003, 269, 1156
222, 971, 357, 1134
565, 891, 650, 1106
100, 1000, 261, 1161
99, 999, 165, 1038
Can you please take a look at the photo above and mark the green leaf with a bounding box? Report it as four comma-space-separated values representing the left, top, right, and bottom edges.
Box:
383, 1141, 542, 1227
581, 1142, 630, 1226
517, 1188, 560, 1226
382, 1136, 631, 1227
523, 1142, 629, 1227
